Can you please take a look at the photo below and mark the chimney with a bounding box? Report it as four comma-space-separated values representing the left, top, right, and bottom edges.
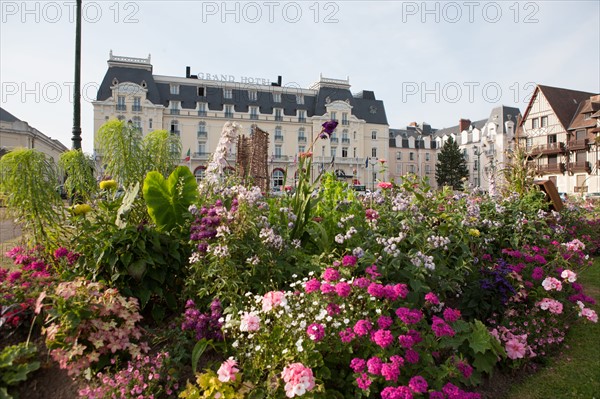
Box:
186, 66, 190, 78
459, 119, 471, 132
271, 76, 282, 87
409, 121, 418, 127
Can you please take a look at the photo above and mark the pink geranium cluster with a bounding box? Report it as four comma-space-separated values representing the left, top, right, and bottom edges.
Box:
536, 298, 563, 314
541, 277, 562, 291
78, 352, 177, 399
577, 301, 598, 323
490, 327, 534, 360
217, 357, 239, 382
41, 278, 147, 376
281, 363, 315, 397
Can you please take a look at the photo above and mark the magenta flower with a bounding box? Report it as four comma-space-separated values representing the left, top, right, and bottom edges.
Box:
398, 334, 414, 349
377, 315, 393, 329
335, 282, 352, 297
353, 319, 372, 336
366, 356, 383, 375
424, 292, 440, 305
339, 328, 355, 343
457, 360, 473, 379
304, 278, 321, 293
367, 283, 385, 298
443, 308, 461, 323
432, 316, 455, 337
322, 268, 340, 282
356, 373, 372, 390
342, 255, 358, 267
405, 349, 419, 364
306, 323, 325, 342
371, 329, 394, 349
349, 358, 366, 373
381, 362, 400, 382
409, 375, 428, 393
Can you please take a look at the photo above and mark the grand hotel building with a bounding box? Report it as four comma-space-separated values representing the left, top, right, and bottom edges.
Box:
93, 52, 390, 189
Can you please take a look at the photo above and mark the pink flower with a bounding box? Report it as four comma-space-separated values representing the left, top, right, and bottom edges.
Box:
457, 361, 473, 379
322, 268, 340, 282
378, 182, 392, 189
537, 298, 563, 314
409, 375, 428, 393
217, 358, 239, 382
377, 315, 393, 330
339, 328, 355, 343
365, 209, 380, 220
320, 283, 335, 294
342, 255, 358, 267
424, 292, 439, 305
405, 349, 419, 364
239, 312, 260, 332
371, 329, 394, 349
431, 316, 455, 337
505, 338, 526, 359
281, 363, 315, 398
335, 282, 352, 297
381, 362, 400, 382
353, 319, 372, 336
356, 373, 372, 390
306, 323, 325, 341
262, 291, 287, 312
398, 334, 414, 349
542, 277, 562, 291
443, 308, 461, 323
350, 358, 366, 373
560, 269, 577, 283
304, 278, 321, 293
366, 357, 383, 375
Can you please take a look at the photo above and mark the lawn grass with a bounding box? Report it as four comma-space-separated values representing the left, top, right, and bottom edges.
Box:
505, 257, 600, 399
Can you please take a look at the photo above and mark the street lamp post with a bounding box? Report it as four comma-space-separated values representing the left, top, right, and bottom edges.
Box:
71, 0, 82, 150
473, 146, 483, 188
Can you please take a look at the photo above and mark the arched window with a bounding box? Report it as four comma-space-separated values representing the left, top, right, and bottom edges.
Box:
194, 166, 206, 182
272, 168, 285, 188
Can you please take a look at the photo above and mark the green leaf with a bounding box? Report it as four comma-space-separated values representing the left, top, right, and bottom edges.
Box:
127, 259, 147, 280
143, 166, 198, 231
469, 320, 493, 354
192, 339, 210, 374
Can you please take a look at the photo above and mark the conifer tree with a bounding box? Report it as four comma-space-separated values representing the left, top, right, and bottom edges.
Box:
435, 136, 469, 190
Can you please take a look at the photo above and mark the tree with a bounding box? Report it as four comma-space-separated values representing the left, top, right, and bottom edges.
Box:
435, 136, 469, 190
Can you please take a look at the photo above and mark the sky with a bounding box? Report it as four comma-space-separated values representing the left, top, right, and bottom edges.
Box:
1, 0, 599, 153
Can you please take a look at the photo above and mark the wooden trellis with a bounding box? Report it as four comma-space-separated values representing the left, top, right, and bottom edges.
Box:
236, 124, 270, 192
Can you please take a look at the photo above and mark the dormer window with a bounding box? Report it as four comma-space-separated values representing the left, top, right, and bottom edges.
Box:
296, 94, 304, 104
249, 91, 257, 101
223, 88, 232, 99
170, 85, 179, 95
273, 92, 281, 103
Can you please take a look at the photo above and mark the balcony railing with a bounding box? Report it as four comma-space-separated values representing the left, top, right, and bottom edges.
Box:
568, 161, 591, 173
193, 152, 211, 159
536, 163, 566, 174
250, 114, 259, 120
170, 109, 180, 115
330, 137, 339, 144
342, 138, 350, 144
342, 120, 349, 126
274, 135, 284, 142
224, 112, 234, 118
298, 117, 306, 123
568, 138, 589, 151
530, 142, 565, 155
298, 136, 307, 143
198, 110, 207, 117
116, 104, 126, 111
197, 131, 207, 139
132, 105, 142, 112
574, 186, 588, 193
274, 115, 283, 122
272, 155, 290, 161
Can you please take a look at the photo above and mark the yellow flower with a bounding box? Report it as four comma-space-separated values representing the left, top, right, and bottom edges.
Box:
468, 228, 480, 237
73, 204, 92, 215
99, 179, 117, 190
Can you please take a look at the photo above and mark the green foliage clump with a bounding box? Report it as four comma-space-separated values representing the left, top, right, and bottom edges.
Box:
58, 149, 97, 204
0, 342, 40, 398
435, 136, 469, 190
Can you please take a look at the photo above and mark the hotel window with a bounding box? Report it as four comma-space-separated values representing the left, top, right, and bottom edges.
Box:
170, 101, 180, 115
331, 147, 337, 158
272, 169, 284, 187
353, 147, 357, 157
409, 152, 414, 161
249, 90, 257, 101
298, 110, 306, 123
548, 134, 557, 144
342, 129, 349, 144
148, 118, 153, 129
342, 147, 348, 158
371, 147, 377, 157
223, 88, 232, 99
342, 112, 349, 125
170, 120, 179, 134
197, 142, 206, 155
425, 153, 430, 161
532, 118, 539, 129
250, 106, 259, 120
197, 87, 205, 97
584, 112, 593, 120
396, 152, 402, 160
133, 97, 141, 112
198, 122, 207, 138
298, 127, 306, 142
198, 102, 207, 116
132, 116, 142, 130
274, 108, 283, 121
425, 164, 431, 174
371, 130, 377, 140
224, 105, 233, 118
116, 96, 126, 111
298, 145, 305, 153
296, 94, 304, 104
275, 145, 282, 158
526, 137, 533, 149
273, 92, 281, 102
170, 85, 179, 95
331, 111, 337, 121
541, 116, 548, 127
275, 126, 283, 140
409, 165, 415, 173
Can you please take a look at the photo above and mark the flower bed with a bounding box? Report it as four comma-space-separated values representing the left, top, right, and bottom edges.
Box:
1, 120, 599, 399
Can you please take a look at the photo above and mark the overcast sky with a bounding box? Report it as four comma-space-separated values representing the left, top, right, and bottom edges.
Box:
1, 0, 599, 153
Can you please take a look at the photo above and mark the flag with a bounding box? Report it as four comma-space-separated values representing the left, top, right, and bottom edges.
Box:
365, 158, 369, 168
184, 148, 191, 162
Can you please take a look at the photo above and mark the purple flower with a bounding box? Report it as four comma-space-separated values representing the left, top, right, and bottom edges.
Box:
321, 120, 338, 135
